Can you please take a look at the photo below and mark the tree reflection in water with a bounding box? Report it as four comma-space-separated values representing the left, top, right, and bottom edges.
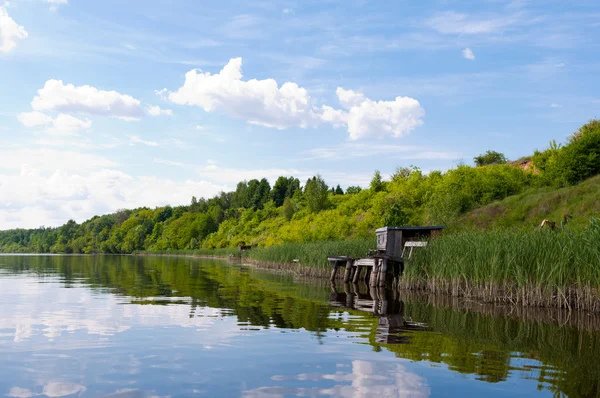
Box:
1, 255, 599, 397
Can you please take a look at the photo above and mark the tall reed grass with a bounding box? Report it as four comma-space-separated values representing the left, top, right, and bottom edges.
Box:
403, 218, 600, 311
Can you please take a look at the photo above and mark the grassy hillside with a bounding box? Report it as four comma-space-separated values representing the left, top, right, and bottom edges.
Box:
453, 174, 600, 230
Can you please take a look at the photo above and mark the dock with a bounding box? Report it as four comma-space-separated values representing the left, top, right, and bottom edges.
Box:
328, 226, 445, 287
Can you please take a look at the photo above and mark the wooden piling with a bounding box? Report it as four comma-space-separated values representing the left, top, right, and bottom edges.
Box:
378, 258, 388, 287
344, 283, 353, 308
370, 259, 379, 288
329, 260, 339, 282
352, 265, 362, 283
343, 259, 353, 283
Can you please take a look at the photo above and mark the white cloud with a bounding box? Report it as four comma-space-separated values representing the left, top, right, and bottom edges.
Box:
146, 104, 173, 117
168, 57, 318, 129
305, 143, 460, 161
331, 88, 425, 140
18, 111, 92, 135
0, 148, 227, 229
427, 11, 518, 35
47, 0, 68, 3
155, 88, 168, 98
31, 80, 145, 120
129, 135, 158, 147
550, 103, 562, 108
462, 48, 476, 60
168, 58, 425, 139
17, 111, 53, 127
48, 113, 92, 135
0, 6, 28, 53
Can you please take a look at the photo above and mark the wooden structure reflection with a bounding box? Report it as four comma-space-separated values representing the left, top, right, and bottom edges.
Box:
328, 282, 428, 344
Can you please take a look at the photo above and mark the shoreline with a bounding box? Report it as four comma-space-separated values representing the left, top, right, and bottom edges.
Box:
133, 252, 333, 278
135, 252, 600, 313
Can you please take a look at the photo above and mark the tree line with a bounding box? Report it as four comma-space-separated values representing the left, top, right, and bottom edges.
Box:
1, 120, 599, 254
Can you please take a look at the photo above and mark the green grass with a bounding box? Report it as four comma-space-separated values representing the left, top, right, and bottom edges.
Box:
404, 218, 600, 311
453, 174, 600, 230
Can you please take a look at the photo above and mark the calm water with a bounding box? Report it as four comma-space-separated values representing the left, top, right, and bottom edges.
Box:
0, 255, 598, 397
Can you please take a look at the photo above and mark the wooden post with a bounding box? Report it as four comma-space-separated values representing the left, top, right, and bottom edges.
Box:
344, 283, 353, 308
352, 265, 362, 283
378, 258, 388, 287
329, 260, 339, 282
343, 259, 353, 283
349, 266, 356, 282
370, 259, 379, 288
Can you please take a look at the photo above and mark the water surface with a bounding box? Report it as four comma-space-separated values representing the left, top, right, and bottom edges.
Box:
0, 255, 598, 397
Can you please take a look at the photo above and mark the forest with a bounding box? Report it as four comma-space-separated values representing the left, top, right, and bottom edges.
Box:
1, 120, 599, 254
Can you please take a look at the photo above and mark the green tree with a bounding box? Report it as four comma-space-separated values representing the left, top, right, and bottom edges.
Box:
370, 170, 385, 192
282, 197, 294, 221
334, 185, 344, 195
548, 120, 600, 186
304, 175, 329, 213
271, 176, 300, 207
474, 150, 507, 167
346, 186, 362, 195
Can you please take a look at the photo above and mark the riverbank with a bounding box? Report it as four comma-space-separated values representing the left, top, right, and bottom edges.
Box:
134, 252, 334, 278
137, 219, 600, 312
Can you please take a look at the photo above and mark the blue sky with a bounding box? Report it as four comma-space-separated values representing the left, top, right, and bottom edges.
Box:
1, 0, 599, 228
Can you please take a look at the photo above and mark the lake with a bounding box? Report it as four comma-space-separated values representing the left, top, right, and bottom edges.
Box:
0, 255, 598, 397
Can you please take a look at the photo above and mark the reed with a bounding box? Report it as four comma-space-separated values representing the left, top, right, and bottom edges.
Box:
402, 218, 600, 311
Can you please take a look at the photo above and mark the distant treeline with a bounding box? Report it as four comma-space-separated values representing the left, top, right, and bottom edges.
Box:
1, 120, 600, 254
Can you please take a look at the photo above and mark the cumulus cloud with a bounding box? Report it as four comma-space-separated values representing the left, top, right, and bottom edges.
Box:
146, 105, 173, 117
167, 57, 425, 139
17, 111, 53, 127
462, 48, 476, 60
31, 80, 145, 120
169, 57, 318, 129
0, 6, 28, 53
18, 111, 92, 135
331, 88, 425, 140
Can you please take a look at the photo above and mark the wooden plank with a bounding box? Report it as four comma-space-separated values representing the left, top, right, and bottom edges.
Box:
354, 258, 376, 267
404, 241, 428, 247
327, 256, 353, 263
